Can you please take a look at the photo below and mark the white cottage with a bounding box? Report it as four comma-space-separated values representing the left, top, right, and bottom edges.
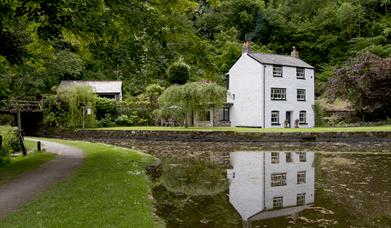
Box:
226, 45, 315, 128
227, 151, 315, 223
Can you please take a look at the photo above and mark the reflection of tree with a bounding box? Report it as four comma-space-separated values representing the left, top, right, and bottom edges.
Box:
314, 154, 391, 226
158, 160, 228, 196
152, 185, 241, 228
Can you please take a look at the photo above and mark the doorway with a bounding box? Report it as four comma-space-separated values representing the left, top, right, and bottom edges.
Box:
285, 111, 292, 128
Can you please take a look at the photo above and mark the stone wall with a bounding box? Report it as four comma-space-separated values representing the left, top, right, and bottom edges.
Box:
34, 129, 391, 143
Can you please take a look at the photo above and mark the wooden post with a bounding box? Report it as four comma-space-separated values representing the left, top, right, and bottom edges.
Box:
37, 141, 41, 151
0, 135, 2, 148
17, 109, 22, 131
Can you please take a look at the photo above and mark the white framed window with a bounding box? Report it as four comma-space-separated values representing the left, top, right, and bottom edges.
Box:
286, 152, 293, 162
297, 89, 306, 101
297, 171, 306, 184
273, 196, 283, 209
271, 152, 279, 164
297, 193, 305, 206
299, 152, 306, 162
273, 65, 283, 77
271, 111, 280, 125
297, 68, 305, 79
271, 173, 287, 187
271, 88, 286, 100
299, 111, 307, 124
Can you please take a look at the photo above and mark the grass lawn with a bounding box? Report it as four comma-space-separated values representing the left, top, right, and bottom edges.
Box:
93, 124, 391, 132
0, 150, 55, 186
0, 139, 159, 228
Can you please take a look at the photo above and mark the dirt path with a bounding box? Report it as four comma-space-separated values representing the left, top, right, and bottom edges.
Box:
0, 139, 84, 219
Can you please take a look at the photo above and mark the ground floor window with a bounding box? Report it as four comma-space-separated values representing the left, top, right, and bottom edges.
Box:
297, 193, 305, 206
271, 152, 279, 164
299, 152, 306, 162
271, 173, 287, 187
271, 111, 280, 125
222, 108, 230, 121
286, 152, 293, 162
299, 111, 307, 124
273, 196, 283, 209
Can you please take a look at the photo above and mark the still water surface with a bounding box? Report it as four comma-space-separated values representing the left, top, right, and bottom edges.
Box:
152, 151, 391, 227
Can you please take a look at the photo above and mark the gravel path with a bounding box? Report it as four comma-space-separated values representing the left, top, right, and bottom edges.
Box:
0, 139, 84, 219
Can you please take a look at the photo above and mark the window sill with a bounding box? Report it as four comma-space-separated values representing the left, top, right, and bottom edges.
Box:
273, 75, 283, 77
271, 123, 281, 126
271, 99, 287, 101
297, 100, 306, 102
299, 123, 308, 125
297, 77, 306, 80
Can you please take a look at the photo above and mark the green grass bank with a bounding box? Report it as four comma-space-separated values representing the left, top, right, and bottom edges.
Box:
94, 125, 391, 132
0, 150, 55, 186
1, 139, 158, 227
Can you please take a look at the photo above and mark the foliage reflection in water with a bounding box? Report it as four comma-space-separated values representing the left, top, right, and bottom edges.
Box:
152, 151, 391, 227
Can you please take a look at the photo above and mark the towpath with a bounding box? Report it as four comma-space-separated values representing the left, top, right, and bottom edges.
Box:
0, 139, 84, 219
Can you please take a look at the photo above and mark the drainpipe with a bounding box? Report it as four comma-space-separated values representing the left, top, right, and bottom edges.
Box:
263, 65, 266, 128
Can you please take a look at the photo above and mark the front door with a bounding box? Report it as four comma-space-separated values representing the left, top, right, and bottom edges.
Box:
285, 111, 291, 128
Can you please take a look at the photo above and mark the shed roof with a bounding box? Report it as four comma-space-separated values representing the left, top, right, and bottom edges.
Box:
59, 80, 122, 93
248, 53, 314, 69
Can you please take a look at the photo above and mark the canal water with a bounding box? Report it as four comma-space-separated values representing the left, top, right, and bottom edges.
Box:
152, 151, 391, 227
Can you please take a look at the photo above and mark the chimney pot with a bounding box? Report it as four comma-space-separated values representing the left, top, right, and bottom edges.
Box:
243, 41, 250, 53
291, 46, 299, 58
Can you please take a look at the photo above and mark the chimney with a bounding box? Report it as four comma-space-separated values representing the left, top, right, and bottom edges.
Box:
291, 46, 299, 58
243, 40, 250, 53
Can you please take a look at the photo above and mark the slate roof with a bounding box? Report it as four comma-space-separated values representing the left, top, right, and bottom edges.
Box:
59, 80, 122, 93
248, 53, 314, 69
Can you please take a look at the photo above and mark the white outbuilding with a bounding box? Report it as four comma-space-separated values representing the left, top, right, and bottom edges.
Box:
226, 44, 315, 128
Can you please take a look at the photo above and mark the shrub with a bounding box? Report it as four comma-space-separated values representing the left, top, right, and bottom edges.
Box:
96, 114, 116, 127
96, 97, 118, 120
115, 115, 131, 126
0, 126, 20, 164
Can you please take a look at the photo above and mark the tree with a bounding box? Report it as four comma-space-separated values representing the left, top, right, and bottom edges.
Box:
158, 81, 226, 127
57, 85, 97, 128
167, 58, 191, 85
328, 52, 391, 120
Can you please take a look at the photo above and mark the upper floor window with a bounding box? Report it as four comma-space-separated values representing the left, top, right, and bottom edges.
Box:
297, 193, 305, 206
273, 196, 283, 209
299, 111, 307, 124
297, 171, 306, 184
297, 68, 305, 79
297, 89, 306, 101
271, 111, 280, 125
271, 152, 279, 164
271, 173, 287, 187
271, 88, 286, 100
273, 65, 283, 77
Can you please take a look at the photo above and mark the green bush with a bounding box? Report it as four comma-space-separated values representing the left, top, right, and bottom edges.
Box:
0, 126, 20, 164
96, 97, 118, 120
96, 114, 116, 127
115, 115, 131, 126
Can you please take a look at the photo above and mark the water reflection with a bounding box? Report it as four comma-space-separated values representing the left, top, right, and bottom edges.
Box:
227, 151, 315, 225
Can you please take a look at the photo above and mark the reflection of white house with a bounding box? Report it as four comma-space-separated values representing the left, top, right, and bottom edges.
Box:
226, 44, 315, 128
59, 80, 123, 101
227, 151, 315, 222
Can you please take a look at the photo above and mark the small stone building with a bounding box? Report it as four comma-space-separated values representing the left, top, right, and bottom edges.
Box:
59, 80, 123, 101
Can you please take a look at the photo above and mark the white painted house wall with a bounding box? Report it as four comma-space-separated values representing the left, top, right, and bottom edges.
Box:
227, 54, 264, 127
264, 152, 315, 209
227, 151, 315, 222
227, 52, 315, 128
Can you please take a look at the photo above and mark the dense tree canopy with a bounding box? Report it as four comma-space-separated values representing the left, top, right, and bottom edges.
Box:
0, 0, 390, 102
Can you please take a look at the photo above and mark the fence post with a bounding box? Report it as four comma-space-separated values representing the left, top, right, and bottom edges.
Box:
0, 135, 2, 148
37, 141, 41, 151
